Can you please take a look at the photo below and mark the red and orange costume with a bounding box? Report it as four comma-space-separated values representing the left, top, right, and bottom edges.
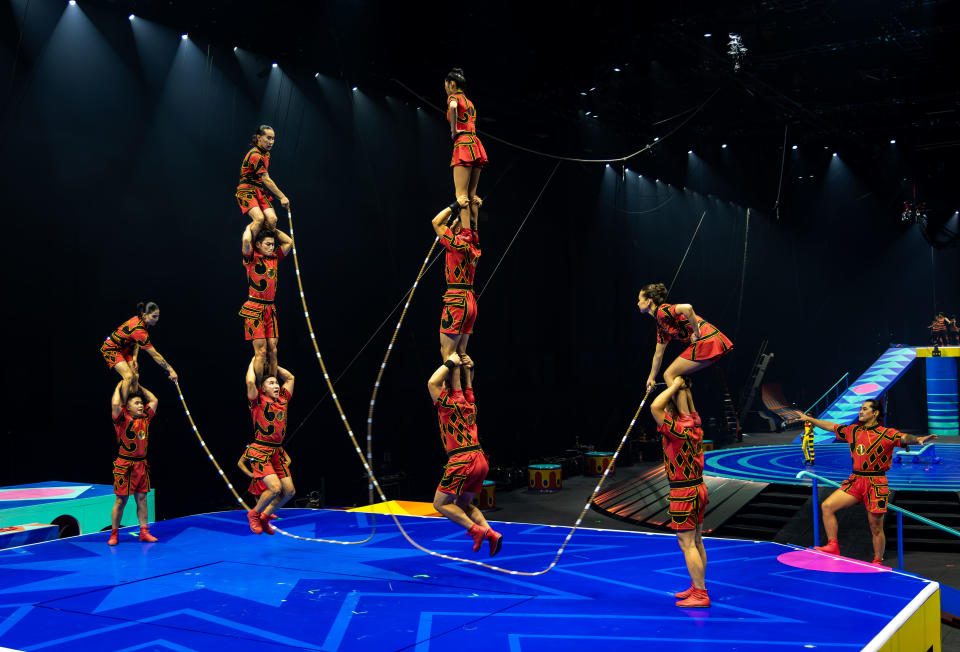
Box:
239, 247, 285, 341
435, 388, 487, 496
655, 303, 733, 362
833, 423, 905, 513
242, 387, 292, 495
112, 405, 154, 495
236, 145, 273, 214
100, 316, 153, 369
658, 413, 708, 530
439, 227, 480, 336
448, 92, 488, 168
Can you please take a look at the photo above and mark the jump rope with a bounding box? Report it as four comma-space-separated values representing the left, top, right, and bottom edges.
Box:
176, 79, 715, 572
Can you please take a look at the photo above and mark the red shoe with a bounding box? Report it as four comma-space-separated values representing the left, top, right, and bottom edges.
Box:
674, 583, 695, 599
486, 528, 503, 557
247, 510, 263, 534
872, 558, 884, 565
138, 526, 158, 543
107, 529, 119, 546
815, 539, 840, 555
259, 513, 276, 535
676, 588, 710, 608
467, 524, 487, 552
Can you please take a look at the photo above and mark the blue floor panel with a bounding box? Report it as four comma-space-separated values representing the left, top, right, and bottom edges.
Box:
0, 509, 936, 651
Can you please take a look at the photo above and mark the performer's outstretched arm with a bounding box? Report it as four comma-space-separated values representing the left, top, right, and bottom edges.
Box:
901, 433, 938, 446
144, 347, 177, 383
647, 341, 667, 391
261, 173, 289, 210
799, 414, 841, 432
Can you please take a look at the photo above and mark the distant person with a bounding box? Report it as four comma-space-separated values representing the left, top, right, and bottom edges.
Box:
241, 357, 296, 536
108, 382, 160, 545
928, 313, 948, 346
637, 282, 733, 392
802, 420, 815, 465
240, 226, 293, 380
100, 302, 178, 401
236, 124, 290, 237
948, 314, 959, 345
801, 400, 937, 565
445, 68, 486, 230
427, 352, 502, 556
651, 376, 710, 608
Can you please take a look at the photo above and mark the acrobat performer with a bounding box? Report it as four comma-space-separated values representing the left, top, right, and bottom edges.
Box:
236, 124, 290, 237
240, 226, 293, 380
802, 420, 815, 465
427, 352, 502, 556
637, 283, 733, 392
651, 376, 710, 608
100, 302, 178, 401
445, 67, 487, 228
432, 202, 481, 386
802, 400, 937, 564
108, 382, 159, 545
242, 357, 296, 536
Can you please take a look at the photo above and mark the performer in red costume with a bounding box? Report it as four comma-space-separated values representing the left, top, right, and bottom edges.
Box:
107, 382, 160, 545
100, 302, 178, 401
651, 376, 710, 607
431, 203, 481, 386
241, 357, 296, 536
236, 125, 291, 237
445, 68, 487, 229
240, 226, 293, 380
427, 352, 502, 556
637, 282, 733, 392
802, 400, 937, 564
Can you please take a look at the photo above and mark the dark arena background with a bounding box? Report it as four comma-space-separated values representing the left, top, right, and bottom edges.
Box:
2, 1, 959, 650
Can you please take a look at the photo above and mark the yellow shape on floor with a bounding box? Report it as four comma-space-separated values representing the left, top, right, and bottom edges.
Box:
348, 500, 441, 517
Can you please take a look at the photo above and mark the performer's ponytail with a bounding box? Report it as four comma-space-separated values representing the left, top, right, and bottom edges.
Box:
137, 301, 159, 318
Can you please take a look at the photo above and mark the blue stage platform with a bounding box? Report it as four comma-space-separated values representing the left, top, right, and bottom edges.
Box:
703, 442, 960, 491
0, 509, 941, 650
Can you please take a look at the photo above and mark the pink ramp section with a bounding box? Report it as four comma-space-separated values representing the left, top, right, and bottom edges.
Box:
851, 382, 882, 395
777, 549, 890, 573
0, 487, 78, 501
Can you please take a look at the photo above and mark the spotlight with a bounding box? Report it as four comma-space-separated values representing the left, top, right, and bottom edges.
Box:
585, 111, 591, 116
68, 0, 75, 5
605, 164, 610, 168
580, 91, 587, 96
128, 13, 134, 20
233, 46, 238, 52
613, 67, 621, 72
181, 34, 188, 40
589, 87, 596, 91
352, 86, 358, 91
272, 62, 278, 68
688, 150, 693, 154
889, 139, 896, 144
721, 143, 728, 149
791, 144, 798, 150
832, 152, 838, 157
653, 136, 659, 141
314, 72, 319, 78
704, 32, 712, 37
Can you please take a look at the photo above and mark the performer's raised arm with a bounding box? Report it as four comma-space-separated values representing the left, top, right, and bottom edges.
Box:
276, 366, 295, 397
651, 377, 685, 425
245, 357, 259, 401
428, 353, 461, 402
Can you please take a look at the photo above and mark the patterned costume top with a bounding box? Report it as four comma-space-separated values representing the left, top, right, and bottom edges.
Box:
931, 317, 947, 333
249, 387, 291, 446
448, 92, 477, 134
435, 388, 480, 455
440, 227, 480, 288
657, 413, 704, 485
238, 146, 270, 191
243, 248, 286, 301
103, 316, 153, 355
655, 304, 718, 345
834, 423, 904, 474
113, 405, 154, 460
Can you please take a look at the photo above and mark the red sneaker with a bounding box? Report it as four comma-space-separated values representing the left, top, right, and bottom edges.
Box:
107, 529, 119, 546
247, 510, 263, 534
486, 528, 503, 557
674, 583, 695, 599
139, 527, 158, 543
815, 539, 840, 555
676, 588, 710, 608
467, 524, 487, 552
872, 558, 884, 565
259, 513, 276, 535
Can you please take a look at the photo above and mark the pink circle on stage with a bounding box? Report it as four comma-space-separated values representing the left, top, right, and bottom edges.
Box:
851, 382, 881, 395
777, 550, 890, 573
0, 488, 75, 500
